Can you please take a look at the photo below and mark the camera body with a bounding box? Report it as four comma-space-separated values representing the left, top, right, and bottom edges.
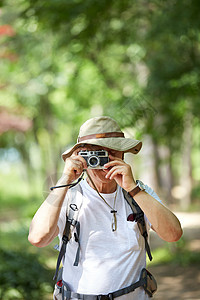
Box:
78, 149, 109, 169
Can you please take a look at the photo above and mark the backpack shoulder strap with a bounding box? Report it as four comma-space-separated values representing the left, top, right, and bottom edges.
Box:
67, 183, 83, 227
122, 189, 152, 261
53, 183, 83, 280
67, 183, 83, 266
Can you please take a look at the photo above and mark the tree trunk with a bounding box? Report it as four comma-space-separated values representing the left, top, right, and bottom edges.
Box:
180, 113, 193, 210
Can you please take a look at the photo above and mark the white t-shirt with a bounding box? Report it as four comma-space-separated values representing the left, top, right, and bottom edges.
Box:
58, 180, 162, 300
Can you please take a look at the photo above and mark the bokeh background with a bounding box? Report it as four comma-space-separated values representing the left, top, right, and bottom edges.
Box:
0, 0, 200, 299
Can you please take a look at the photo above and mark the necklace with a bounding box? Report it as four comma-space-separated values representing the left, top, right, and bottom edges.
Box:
86, 171, 118, 232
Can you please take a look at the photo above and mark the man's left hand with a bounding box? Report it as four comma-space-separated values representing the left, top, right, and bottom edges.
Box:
104, 155, 136, 192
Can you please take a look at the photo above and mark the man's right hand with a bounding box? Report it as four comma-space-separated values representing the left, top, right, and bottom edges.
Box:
62, 152, 88, 185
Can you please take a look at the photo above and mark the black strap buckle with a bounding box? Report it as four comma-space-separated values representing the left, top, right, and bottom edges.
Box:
62, 235, 69, 243
97, 293, 113, 300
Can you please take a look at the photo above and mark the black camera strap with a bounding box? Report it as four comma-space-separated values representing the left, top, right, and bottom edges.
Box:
50, 171, 85, 191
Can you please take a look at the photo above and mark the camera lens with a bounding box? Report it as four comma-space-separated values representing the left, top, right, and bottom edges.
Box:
88, 156, 100, 168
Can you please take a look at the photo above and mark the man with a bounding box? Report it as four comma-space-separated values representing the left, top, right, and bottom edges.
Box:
28, 116, 182, 299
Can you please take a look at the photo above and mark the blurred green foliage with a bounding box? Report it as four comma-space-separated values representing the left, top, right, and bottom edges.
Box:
0, 248, 53, 300
150, 237, 200, 267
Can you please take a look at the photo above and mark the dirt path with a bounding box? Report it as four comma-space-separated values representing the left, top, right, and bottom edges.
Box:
149, 212, 200, 299
149, 264, 200, 300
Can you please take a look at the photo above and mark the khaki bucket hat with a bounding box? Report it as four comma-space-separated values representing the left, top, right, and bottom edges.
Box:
62, 116, 142, 161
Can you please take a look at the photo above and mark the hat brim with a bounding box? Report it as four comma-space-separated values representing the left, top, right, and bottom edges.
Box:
62, 138, 142, 161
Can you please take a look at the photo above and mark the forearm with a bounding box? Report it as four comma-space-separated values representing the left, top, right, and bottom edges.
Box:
133, 191, 182, 242
28, 175, 69, 247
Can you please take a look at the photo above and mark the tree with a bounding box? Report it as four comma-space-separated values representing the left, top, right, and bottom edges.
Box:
1, 0, 200, 208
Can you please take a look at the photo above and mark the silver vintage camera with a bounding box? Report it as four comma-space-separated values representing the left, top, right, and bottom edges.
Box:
78, 150, 109, 169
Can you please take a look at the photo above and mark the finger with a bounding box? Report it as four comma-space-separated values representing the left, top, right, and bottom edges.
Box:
71, 154, 88, 169
73, 161, 84, 172
64, 158, 85, 176
104, 159, 126, 169
105, 166, 124, 179
107, 169, 124, 180
64, 161, 80, 175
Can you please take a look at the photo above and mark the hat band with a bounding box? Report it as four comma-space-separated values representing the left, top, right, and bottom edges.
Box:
78, 131, 125, 142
